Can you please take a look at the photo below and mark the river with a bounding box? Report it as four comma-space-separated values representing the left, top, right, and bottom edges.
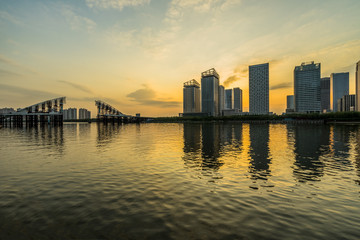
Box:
0, 122, 359, 239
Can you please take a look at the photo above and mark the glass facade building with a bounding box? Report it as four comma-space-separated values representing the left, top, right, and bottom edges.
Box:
320, 77, 330, 112
201, 68, 219, 116
294, 62, 321, 113
287, 95, 294, 110
219, 85, 225, 115
225, 89, 233, 110
233, 87, 242, 112
183, 79, 201, 113
330, 72, 349, 112
356, 61, 360, 111
249, 63, 269, 114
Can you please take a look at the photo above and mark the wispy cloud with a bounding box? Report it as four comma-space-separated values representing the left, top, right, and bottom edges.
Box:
58, 80, 94, 94
106, 0, 241, 58
0, 10, 23, 25
61, 5, 96, 33
270, 82, 292, 90
0, 69, 21, 77
127, 84, 181, 108
223, 64, 247, 87
0, 54, 39, 75
106, 27, 174, 58
85, 0, 150, 11
223, 75, 240, 88
0, 83, 60, 103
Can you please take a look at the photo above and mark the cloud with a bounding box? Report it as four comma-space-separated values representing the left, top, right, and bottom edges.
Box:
0, 69, 21, 77
69, 96, 122, 105
0, 83, 61, 106
0, 10, 23, 25
105, 0, 241, 58
61, 5, 96, 33
270, 82, 292, 90
223, 58, 282, 87
223, 75, 240, 87
85, 0, 150, 11
0, 54, 39, 75
223, 63, 248, 87
58, 80, 94, 94
106, 25, 176, 58
127, 84, 181, 108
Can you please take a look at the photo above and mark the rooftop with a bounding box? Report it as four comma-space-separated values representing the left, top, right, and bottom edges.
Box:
184, 79, 200, 88
295, 62, 320, 71
201, 68, 219, 79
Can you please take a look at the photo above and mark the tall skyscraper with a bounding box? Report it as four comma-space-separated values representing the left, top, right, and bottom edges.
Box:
320, 77, 330, 112
341, 94, 355, 112
330, 72, 349, 112
219, 85, 225, 115
294, 62, 321, 113
356, 61, 360, 111
225, 89, 233, 109
249, 63, 269, 114
286, 95, 294, 111
201, 68, 219, 116
233, 87, 242, 112
183, 79, 201, 113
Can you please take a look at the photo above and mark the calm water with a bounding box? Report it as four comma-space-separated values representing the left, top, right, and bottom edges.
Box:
1, 122, 360, 239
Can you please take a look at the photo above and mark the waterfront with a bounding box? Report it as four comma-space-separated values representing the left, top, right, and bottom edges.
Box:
0, 123, 360, 239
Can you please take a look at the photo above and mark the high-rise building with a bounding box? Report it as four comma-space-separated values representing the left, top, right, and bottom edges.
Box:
337, 98, 343, 112
233, 87, 242, 112
249, 63, 269, 114
183, 79, 201, 113
79, 108, 91, 119
330, 72, 349, 112
320, 77, 330, 112
286, 95, 294, 113
294, 62, 321, 113
219, 85, 225, 115
340, 94, 355, 112
63, 108, 77, 120
356, 61, 360, 111
225, 89, 233, 109
201, 68, 219, 116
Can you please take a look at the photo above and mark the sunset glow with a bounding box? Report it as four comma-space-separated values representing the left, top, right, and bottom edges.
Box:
1, 0, 360, 116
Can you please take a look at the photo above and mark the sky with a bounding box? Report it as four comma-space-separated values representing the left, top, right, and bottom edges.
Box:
0, 0, 360, 116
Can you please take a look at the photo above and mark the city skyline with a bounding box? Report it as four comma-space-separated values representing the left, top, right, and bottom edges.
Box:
1, 0, 360, 116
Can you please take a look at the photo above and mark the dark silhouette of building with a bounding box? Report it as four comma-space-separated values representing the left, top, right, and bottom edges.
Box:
320, 77, 330, 112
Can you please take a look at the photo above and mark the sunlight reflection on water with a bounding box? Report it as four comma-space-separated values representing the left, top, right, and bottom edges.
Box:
0, 122, 359, 239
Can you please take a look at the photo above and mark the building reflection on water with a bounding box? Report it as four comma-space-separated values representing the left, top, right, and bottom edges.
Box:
183, 122, 360, 184
23, 124, 65, 155
288, 125, 329, 182
201, 123, 223, 170
249, 124, 271, 180
183, 123, 224, 176
96, 122, 122, 148
331, 125, 355, 170
355, 127, 360, 185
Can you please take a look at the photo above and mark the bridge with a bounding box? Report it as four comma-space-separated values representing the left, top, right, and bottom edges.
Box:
95, 100, 148, 123
0, 97, 149, 126
0, 97, 66, 126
